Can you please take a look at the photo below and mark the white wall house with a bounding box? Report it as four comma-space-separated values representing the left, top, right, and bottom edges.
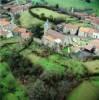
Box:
63, 24, 79, 35
78, 27, 99, 39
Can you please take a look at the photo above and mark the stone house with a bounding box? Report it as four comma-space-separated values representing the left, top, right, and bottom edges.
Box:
78, 27, 99, 39
63, 24, 79, 35
42, 20, 76, 52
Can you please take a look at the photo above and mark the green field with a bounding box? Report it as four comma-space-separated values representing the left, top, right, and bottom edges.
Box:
31, 8, 70, 18
68, 81, 99, 100
31, 0, 99, 15
19, 10, 44, 28
84, 60, 99, 74
31, 7, 79, 23
19, 0, 99, 15
0, 62, 28, 100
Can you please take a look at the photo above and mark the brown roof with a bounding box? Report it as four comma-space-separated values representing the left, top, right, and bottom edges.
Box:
79, 27, 98, 34
84, 39, 99, 50
14, 27, 32, 38
0, 18, 10, 26
47, 29, 65, 40
64, 24, 79, 29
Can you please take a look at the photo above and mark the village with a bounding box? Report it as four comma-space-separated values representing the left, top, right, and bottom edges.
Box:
0, 0, 99, 100
0, 0, 99, 58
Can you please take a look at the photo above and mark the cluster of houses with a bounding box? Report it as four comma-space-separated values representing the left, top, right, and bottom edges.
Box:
1, 2, 99, 56
0, 18, 32, 41
42, 20, 99, 54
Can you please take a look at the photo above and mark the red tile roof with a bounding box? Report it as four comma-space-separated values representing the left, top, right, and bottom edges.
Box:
47, 29, 65, 40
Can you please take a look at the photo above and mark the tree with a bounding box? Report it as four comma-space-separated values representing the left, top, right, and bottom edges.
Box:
85, 0, 91, 3
28, 79, 48, 100
56, 4, 59, 9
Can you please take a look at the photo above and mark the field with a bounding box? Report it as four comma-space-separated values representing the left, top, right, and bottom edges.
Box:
19, 10, 44, 28
68, 81, 99, 100
84, 60, 99, 74
31, 7, 79, 23
19, 0, 99, 15
31, 8, 70, 18
31, 0, 99, 16
45, 0, 91, 9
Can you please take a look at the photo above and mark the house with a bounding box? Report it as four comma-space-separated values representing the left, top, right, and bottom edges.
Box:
84, 39, 99, 55
0, 18, 14, 38
63, 24, 79, 35
42, 20, 74, 52
14, 27, 32, 40
78, 27, 99, 39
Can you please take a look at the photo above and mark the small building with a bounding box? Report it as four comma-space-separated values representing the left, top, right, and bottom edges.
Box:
78, 27, 99, 39
63, 24, 79, 35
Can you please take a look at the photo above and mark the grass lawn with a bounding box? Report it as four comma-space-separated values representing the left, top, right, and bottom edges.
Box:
68, 81, 99, 100
45, 0, 99, 15
90, 76, 99, 87
0, 37, 20, 46
84, 60, 99, 74
19, 10, 44, 28
31, 8, 79, 23
45, 0, 91, 9
21, 0, 99, 15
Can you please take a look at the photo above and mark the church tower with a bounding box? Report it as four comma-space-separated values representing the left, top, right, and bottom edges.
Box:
44, 19, 50, 36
